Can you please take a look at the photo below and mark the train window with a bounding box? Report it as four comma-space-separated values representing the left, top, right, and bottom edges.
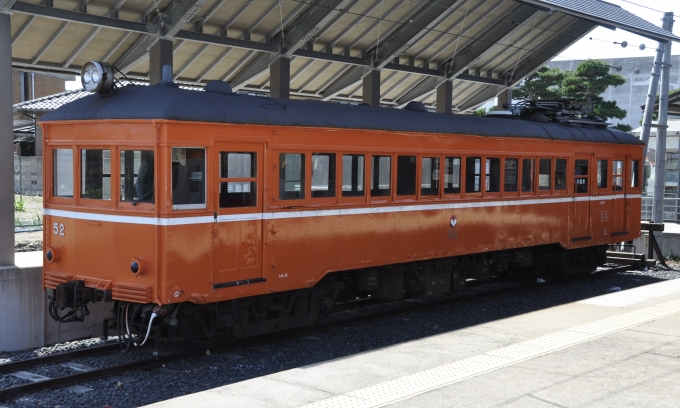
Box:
342, 154, 364, 197
539, 159, 551, 191
53, 149, 74, 197
81, 149, 111, 200
171, 148, 205, 208
219, 152, 256, 208
371, 156, 391, 197
466, 157, 481, 193
504, 158, 518, 192
397, 156, 416, 196
280, 153, 305, 200
121, 150, 155, 204
421, 157, 440, 196
612, 160, 624, 191
575, 160, 589, 193
312, 153, 336, 198
631, 160, 640, 188
555, 159, 567, 190
485, 158, 501, 193
444, 157, 460, 194
597, 160, 608, 189
521, 159, 535, 192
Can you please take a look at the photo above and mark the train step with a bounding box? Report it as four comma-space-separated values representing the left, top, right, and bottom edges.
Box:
606, 251, 654, 267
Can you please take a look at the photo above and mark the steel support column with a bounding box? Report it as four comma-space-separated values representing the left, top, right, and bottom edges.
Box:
436, 80, 452, 113
149, 38, 173, 86
498, 88, 513, 109
270, 56, 290, 99
362, 69, 380, 107
0, 12, 14, 265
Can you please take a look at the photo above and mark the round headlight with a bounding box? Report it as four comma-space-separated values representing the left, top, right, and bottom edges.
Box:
45, 247, 60, 263
130, 258, 147, 275
80, 61, 115, 94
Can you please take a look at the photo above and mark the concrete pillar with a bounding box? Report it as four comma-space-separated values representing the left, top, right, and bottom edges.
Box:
149, 38, 173, 86
498, 88, 513, 110
0, 12, 14, 266
436, 80, 452, 113
270, 56, 290, 99
362, 69, 380, 107
35, 113, 43, 157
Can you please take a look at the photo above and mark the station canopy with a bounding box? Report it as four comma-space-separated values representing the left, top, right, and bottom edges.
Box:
6, 0, 680, 111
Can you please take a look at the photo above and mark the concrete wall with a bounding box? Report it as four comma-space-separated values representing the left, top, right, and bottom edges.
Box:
14, 154, 42, 195
548, 56, 680, 129
0, 252, 111, 352
633, 231, 680, 260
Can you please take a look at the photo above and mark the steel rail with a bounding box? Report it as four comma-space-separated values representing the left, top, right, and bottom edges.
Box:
0, 343, 120, 375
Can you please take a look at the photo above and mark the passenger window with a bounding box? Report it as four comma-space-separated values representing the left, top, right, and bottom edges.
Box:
539, 159, 551, 191
575, 160, 589, 193
219, 152, 257, 208
504, 158, 518, 192
444, 157, 460, 194
612, 160, 623, 192
485, 158, 500, 193
597, 160, 608, 189
121, 150, 154, 204
54, 149, 74, 197
522, 159, 535, 192
397, 156, 416, 196
466, 157, 481, 193
280, 153, 305, 200
311, 153, 336, 198
631, 160, 640, 188
555, 159, 567, 190
421, 157, 440, 196
171, 148, 204, 208
342, 154, 364, 197
81, 149, 111, 200
371, 156, 391, 197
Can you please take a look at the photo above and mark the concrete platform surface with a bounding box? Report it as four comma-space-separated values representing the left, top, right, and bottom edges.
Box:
143, 279, 680, 408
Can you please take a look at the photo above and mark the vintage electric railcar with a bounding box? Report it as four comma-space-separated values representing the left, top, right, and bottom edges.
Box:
41, 76, 643, 343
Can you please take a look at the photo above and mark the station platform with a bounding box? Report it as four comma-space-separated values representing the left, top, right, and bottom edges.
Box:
144, 278, 680, 408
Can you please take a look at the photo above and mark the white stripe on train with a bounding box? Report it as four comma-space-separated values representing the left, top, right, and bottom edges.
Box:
43, 194, 641, 226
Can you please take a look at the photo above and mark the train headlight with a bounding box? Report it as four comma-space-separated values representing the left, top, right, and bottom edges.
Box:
45, 247, 60, 263
81, 61, 114, 94
130, 258, 147, 275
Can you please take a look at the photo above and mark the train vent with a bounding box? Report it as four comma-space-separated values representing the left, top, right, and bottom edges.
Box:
205, 80, 234, 95
112, 282, 153, 303
403, 101, 428, 113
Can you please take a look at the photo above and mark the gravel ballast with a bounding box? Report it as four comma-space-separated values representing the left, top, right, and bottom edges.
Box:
1, 265, 679, 408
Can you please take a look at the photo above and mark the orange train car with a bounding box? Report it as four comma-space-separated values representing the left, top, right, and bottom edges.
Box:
41, 70, 643, 344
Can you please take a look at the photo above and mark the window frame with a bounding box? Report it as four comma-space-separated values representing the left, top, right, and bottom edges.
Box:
78, 145, 115, 208
339, 151, 368, 204
395, 154, 417, 200
277, 151, 307, 204
537, 157, 552, 195
419, 154, 442, 200
612, 158, 625, 193
464, 155, 483, 197
49, 145, 77, 205
630, 158, 641, 191
503, 156, 520, 197
483, 156, 502, 198
310, 152, 338, 205
553, 157, 568, 194
443, 155, 462, 197
596, 158, 610, 192
369, 153, 393, 202
218, 150, 259, 211
170, 146, 207, 211
520, 157, 537, 196
574, 157, 590, 195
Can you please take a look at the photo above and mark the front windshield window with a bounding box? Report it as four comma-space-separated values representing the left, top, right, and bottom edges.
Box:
120, 150, 154, 203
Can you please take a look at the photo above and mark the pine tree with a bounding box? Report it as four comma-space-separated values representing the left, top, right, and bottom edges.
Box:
512, 66, 566, 101
561, 59, 626, 119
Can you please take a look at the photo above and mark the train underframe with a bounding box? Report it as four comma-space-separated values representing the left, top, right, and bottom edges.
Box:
50, 244, 607, 349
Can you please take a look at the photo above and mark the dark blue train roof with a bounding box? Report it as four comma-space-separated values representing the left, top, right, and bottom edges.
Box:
41, 84, 644, 146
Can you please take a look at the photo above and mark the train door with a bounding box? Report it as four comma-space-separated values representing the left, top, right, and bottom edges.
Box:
611, 157, 626, 235
213, 142, 264, 287
572, 156, 592, 240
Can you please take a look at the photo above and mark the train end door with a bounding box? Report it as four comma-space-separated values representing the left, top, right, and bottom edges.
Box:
611, 157, 626, 236
213, 143, 264, 288
572, 156, 592, 241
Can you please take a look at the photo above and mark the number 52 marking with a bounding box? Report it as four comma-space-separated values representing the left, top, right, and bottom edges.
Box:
53, 222, 65, 236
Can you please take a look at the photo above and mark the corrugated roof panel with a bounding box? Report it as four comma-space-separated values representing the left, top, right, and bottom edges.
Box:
529, 0, 680, 42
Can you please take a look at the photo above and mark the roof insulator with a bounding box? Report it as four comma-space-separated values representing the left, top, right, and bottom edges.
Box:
403, 101, 428, 113
205, 80, 234, 95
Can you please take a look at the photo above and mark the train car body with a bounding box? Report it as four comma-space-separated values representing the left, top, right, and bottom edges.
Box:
41, 84, 644, 341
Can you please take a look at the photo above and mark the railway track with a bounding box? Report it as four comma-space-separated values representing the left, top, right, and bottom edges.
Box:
0, 264, 638, 402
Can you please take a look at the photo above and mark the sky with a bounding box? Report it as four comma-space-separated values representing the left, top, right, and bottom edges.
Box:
554, 0, 680, 62
66, 0, 680, 91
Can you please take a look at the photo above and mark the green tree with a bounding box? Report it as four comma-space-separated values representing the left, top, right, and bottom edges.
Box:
611, 124, 633, 132
561, 59, 626, 119
474, 107, 487, 117
513, 66, 566, 101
